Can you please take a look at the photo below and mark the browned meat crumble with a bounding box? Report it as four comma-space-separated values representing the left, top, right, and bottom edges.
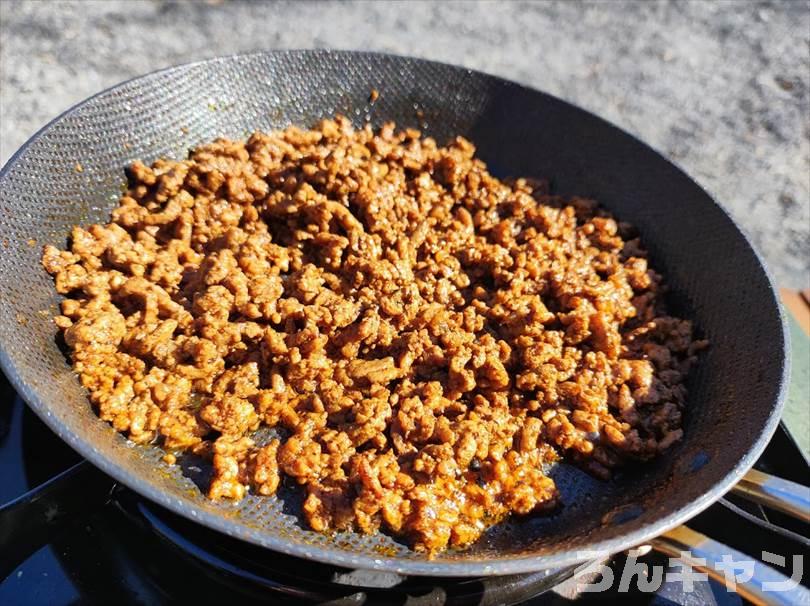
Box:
42, 117, 705, 553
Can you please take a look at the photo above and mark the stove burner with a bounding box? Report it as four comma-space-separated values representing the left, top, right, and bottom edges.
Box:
116, 489, 578, 604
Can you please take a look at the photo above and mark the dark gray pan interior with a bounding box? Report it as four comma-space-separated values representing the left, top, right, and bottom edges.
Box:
0, 51, 787, 576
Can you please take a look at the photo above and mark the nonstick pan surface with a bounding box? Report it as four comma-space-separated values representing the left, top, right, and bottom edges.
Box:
0, 51, 788, 576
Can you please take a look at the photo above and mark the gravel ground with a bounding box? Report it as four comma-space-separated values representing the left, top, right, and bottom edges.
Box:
0, 0, 808, 288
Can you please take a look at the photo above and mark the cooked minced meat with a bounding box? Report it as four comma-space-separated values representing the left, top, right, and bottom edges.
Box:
42, 116, 706, 553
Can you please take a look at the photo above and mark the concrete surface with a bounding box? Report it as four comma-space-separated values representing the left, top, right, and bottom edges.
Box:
0, 0, 808, 289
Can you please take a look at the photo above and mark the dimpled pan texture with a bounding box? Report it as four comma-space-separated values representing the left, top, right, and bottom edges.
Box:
0, 51, 787, 576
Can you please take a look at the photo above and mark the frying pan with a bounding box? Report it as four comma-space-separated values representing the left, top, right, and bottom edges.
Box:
0, 51, 804, 586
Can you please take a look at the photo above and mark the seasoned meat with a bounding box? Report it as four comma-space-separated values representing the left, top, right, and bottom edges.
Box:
43, 116, 706, 554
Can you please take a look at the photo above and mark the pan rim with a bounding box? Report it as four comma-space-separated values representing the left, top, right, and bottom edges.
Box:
0, 49, 790, 577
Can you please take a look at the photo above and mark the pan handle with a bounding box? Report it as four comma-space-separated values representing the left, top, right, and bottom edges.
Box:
731, 469, 810, 524
651, 526, 810, 606
0, 460, 115, 580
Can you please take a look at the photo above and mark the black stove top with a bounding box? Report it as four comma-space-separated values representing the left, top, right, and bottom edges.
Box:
1, 371, 807, 605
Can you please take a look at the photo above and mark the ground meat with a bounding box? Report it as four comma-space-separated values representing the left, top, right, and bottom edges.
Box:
43, 116, 705, 554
